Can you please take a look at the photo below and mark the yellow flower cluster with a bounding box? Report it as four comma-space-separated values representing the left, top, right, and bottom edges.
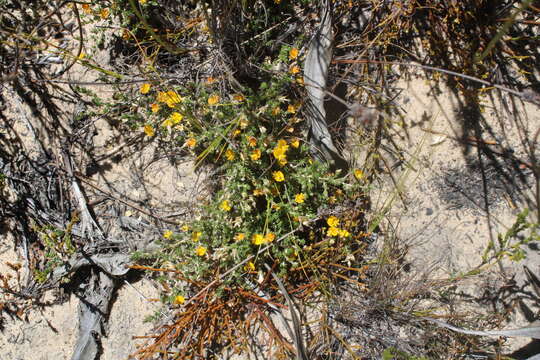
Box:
162, 112, 183, 127
272, 170, 285, 182
244, 261, 255, 271
220, 200, 232, 212
100, 8, 109, 19
272, 139, 289, 166
150, 103, 160, 113
82, 3, 92, 14
225, 149, 235, 161
290, 65, 301, 75
252, 233, 275, 245
185, 138, 196, 148
143, 124, 155, 137
208, 94, 220, 105
140, 83, 151, 94
234, 233, 245, 241
157, 90, 182, 108
192, 231, 202, 242
289, 47, 299, 60
195, 245, 207, 256
326, 216, 351, 238
354, 169, 364, 180
250, 149, 261, 161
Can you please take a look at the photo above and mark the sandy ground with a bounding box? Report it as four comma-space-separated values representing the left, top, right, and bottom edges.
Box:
368, 76, 540, 355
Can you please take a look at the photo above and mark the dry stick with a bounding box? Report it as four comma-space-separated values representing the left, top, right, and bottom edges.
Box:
332, 59, 525, 98
264, 264, 309, 360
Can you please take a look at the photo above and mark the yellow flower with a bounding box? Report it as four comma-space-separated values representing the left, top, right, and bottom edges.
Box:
290, 138, 300, 148
157, 91, 168, 103
122, 29, 130, 40
289, 47, 299, 60
220, 200, 231, 212
143, 125, 155, 137
264, 233, 276, 243
192, 231, 202, 242
278, 157, 287, 166
253, 189, 264, 196
162, 118, 174, 127
294, 193, 305, 204
139, 0, 147, 3
169, 112, 183, 124
166, 91, 182, 107
174, 295, 185, 305
290, 65, 301, 74
327, 227, 340, 237
272, 140, 289, 161
157, 91, 182, 108
234, 233, 245, 241
150, 103, 160, 113
287, 104, 296, 114
163, 230, 173, 239
244, 261, 255, 271
250, 149, 261, 161
208, 94, 220, 105
181, 224, 190, 232
274, 0, 281, 4
82, 3, 92, 14
140, 83, 151, 94
296, 77, 304, 85
247, 136, 257, 147
225, 149, 235, 161
100, 8, 110, 19
338, 229, 351, 238
206, 76, 216, 84
354, 169, 364, 180
327, 216, 340, 228
232, 129, 241, 137
277, 139, 288, 148
252, 233, 265, 245
273, 149, 287, 162
185, 138, 196, 148
195, 245, 207, 256
272, 106, 281, 116
273, 171, 285, 182
233, 94, 245, 102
